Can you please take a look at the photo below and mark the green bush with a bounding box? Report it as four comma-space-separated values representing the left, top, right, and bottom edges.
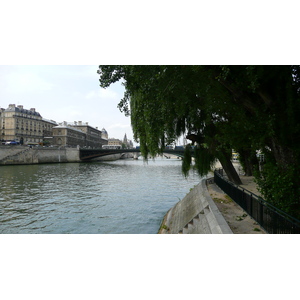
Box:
255, 162, 300, 218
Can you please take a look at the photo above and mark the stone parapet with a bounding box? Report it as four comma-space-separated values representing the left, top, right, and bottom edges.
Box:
159, 178, 233, 234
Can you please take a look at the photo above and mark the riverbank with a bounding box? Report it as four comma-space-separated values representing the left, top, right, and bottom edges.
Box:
159, 161, 266, 234
0, 145, 80, 165
0, 146, 136, 165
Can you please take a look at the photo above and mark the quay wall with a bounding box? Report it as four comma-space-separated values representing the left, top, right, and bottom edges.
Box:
159, 178, 233, 234
0, 146, 80, 165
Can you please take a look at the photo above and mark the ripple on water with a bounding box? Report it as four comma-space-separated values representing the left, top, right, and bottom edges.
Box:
0, 159, 201, 233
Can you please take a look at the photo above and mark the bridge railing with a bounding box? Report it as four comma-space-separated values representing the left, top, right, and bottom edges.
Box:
214, 169, 300, 234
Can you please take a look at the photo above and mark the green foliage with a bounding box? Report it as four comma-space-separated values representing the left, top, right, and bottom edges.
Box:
98, 65, 300, 217
182, 144, 217, 178
161, 224, 169, 231
182, 144, 192, 177
194, 145, 217, 177
255, 163, 300, 218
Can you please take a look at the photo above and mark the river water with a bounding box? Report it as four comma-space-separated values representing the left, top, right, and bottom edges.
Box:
0, 157, 202, 234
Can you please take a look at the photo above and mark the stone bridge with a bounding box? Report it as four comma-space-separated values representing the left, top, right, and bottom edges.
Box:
79, 148, 192, 160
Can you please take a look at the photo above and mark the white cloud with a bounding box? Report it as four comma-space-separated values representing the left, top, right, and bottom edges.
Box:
106, 123, 132, 141
85, 90, 97, 99
4, 70, 55, 94
68, 110, 83, 118
108, 123, 131, 129
85, 88, 118, 100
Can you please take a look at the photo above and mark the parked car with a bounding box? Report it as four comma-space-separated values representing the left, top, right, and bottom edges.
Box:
5, 141, 19, 145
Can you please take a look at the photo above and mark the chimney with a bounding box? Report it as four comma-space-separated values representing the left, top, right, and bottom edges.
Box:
78, 121, 82, 125
30, 108, 36, 112
17, 105, 23, 109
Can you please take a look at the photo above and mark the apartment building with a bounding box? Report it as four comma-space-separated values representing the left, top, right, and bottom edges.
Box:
52, 125, 86, 147
108, 138, 122, 147
0, 104, 57, 144
52, 121, 108, 148
0, 104, 109, 148
70, 121, 107, 148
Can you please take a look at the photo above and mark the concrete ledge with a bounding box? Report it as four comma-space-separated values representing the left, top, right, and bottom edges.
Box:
159, 177, 233, 234
0, 147, 80, 165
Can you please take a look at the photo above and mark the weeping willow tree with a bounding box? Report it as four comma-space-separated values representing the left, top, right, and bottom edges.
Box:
98, 65, 300, 217
130, 90, 175, 158
182, 144, 217, 178
98, 65, 242, 183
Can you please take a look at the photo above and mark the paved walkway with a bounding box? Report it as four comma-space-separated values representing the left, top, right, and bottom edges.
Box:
208, 162, 266, 233
207, 179, 266, 234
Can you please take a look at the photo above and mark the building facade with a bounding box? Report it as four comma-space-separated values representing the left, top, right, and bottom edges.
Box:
108, 138, 122, 147
107, 134, 134, 149
0, 104, 57, 144
52, 121, 108, 148
52, 125, 86, 147
70, 121, 107, 148
0, 104, 110, 148
43, 118, 58, 138
0, 108, 3, 141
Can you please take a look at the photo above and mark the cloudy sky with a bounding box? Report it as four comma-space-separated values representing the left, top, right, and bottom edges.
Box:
0, 65, 134, 143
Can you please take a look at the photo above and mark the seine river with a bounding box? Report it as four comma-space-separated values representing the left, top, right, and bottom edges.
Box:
0, 158, 202, 234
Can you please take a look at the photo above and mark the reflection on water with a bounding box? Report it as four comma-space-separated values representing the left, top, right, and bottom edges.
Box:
0, 158, 201, 233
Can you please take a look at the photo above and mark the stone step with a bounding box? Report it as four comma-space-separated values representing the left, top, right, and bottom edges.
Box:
192, 215, 207, 234
187, 222, 196, 234
180, 206, 215, 234
182, 225, 189, 234
201, 207, 212, 233
180, 214, 207, 234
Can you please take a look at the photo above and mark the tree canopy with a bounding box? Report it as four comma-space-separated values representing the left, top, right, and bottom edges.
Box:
98, 65, 300, 218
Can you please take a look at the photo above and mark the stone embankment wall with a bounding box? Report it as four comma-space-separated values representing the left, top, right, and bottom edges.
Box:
0, 146, 80, 165
159, 178, 233, 234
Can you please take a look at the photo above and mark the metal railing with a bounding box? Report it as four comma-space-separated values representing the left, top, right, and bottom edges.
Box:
214, 169, 300, 234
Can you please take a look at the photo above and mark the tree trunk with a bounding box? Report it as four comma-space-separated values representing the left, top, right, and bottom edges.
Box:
238, 148, 259, 176
217, 150, 243, 185
269, 137, 296, 170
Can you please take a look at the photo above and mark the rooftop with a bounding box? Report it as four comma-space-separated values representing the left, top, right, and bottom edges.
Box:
5, 104, 41, 117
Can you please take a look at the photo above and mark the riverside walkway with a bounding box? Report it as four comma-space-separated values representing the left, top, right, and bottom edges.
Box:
159, 161, 266, 234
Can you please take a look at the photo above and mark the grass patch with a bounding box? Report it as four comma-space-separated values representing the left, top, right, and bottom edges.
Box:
213, 195, 232, 204
213, 197, 224, 203
224, 195, 233, 202
161, 224, 169, 231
